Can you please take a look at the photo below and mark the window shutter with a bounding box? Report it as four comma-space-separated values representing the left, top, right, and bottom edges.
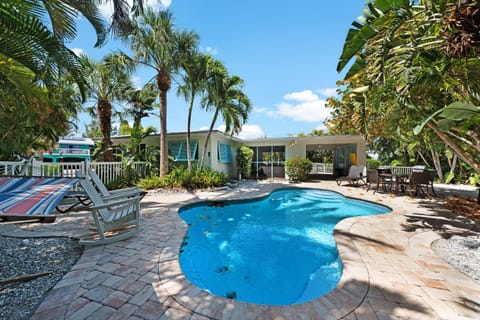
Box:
168, 140, 198, 161
218, 142, 232, 163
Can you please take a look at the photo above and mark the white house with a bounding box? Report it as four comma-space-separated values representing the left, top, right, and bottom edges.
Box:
110, 130, 366, 180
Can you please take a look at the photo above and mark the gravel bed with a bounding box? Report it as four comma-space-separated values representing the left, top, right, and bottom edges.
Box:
0, 236, 82, 320
431, 234, 480, 281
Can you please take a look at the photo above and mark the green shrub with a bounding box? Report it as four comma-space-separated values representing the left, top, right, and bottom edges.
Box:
137, 175, 164, 189
236, 146, 254, 179
367, 159, 381, 169
390, 159, 404, 166
137, 165, 227, 190
285, 157, 312, 182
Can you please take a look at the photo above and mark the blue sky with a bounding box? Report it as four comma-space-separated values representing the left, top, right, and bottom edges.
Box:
68, 1, 365, 139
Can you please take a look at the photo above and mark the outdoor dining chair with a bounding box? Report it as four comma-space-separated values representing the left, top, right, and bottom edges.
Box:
400, 170, 436, 197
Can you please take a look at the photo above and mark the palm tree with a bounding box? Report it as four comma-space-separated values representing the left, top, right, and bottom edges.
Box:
177, 53, 211, 171
128, 8, 199, 176
200, 60, 252, 169
0, 1, 108, 99
125, 84, 159, 128
80, 53, 134, 161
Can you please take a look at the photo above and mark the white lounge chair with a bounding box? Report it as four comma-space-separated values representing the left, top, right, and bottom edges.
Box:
336, 165, 366, 186
78, 177, 141, 246
87, 168, 145, 199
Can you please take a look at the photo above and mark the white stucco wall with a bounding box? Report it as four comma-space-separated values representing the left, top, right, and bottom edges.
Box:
109, 132, 366, 179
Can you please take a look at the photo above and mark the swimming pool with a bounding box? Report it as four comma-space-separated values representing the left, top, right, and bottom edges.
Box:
179, 188, 390, 305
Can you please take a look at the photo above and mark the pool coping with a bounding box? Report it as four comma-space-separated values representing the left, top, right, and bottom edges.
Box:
157, 186, 395, 319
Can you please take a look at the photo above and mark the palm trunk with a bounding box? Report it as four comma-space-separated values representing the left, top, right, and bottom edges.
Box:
427, 122, 480, 174
157, 70, 171, 177
200, 108, 219, 170
186, 95, 195, 172
159, 90, 168, 176
97, 99, 113, 161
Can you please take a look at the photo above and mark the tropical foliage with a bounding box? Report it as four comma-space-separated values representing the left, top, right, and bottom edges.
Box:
199, 60, 252, 169
80, 53, 134, 161
0, 0, 107, 158
137, 165, 227, 190
125, 8, 200, 176
329, 0, 480, 183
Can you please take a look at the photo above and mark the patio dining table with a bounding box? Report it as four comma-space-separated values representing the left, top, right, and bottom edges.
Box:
378, 173, 408, 193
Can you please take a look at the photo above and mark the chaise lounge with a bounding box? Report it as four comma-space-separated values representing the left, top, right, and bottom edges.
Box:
336, 165, 366, 186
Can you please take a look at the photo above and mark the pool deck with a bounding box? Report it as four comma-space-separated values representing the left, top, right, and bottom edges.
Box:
1, 180, 480, 319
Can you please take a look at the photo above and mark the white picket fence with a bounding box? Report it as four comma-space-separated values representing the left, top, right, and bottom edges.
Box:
310, 162, 334, 174
0, 160, 147, 185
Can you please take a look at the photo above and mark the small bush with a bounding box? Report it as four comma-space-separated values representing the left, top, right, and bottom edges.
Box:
367, 159, 381, 169
285, 157, 312, 182
137, 175, 163, 189
137, 166, 227, 190
236, 146, 254, 179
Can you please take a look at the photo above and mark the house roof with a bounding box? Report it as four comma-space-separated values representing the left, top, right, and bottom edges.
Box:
58, 136, 95, 146
109, 130, 243, 142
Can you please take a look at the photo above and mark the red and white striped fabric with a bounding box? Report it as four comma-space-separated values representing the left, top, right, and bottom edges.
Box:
0, 177, 78, 216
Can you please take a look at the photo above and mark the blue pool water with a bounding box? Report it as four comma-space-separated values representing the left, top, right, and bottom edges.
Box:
179, 188, 390, 305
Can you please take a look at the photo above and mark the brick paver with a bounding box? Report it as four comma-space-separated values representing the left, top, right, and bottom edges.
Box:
1, 180, 479, 319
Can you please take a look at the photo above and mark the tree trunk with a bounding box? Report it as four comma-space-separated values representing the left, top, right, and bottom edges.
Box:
450, 154, 458, 177
427, 122, 480, 174
157, 70, 171, 177
200, 109, 219, 170
186, 95, 195, 172
97, 99, 113, 161
430, 149, 443, 181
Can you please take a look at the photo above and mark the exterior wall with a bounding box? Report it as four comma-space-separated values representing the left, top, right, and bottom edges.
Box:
244, 135, 366, 179
109, 131, 242, 178
109, 132, 366, 179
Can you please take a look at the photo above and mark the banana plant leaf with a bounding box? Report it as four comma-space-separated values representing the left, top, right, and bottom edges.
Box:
439, 102, 480, 121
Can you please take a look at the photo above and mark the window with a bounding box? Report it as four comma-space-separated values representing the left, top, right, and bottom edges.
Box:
168, 140, 198, 161
218, 142, 232, 163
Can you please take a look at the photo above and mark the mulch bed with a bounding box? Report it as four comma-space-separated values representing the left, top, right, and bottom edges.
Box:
443, 196, 480, 226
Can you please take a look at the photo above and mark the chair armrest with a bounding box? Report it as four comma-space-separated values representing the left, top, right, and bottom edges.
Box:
109, 187, 141, 194
101, 190, 143, 202
90, 196, 141, 210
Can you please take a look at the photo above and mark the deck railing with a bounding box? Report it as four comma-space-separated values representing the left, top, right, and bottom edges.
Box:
0, 161, 27, 176
49, 148, 90, 156
0, 160, 147, 185
310, 162, 334, 174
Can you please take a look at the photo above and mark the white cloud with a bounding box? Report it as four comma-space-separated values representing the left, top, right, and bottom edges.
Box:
284, 90, 318, 102
71, 48, 85, 56
317, 88, 338, 97
268, 89, 332, 123
99, 0, 171, 19
204, 46, 219, 55
216, 124, 265, 140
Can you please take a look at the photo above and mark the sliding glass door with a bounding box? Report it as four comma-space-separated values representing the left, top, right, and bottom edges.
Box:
249, 145, 286, 179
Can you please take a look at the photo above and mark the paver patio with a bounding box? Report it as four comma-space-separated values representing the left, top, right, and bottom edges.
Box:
1, 180, 479, 319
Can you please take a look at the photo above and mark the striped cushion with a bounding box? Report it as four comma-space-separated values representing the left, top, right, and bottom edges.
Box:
0, 177, 78, 216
